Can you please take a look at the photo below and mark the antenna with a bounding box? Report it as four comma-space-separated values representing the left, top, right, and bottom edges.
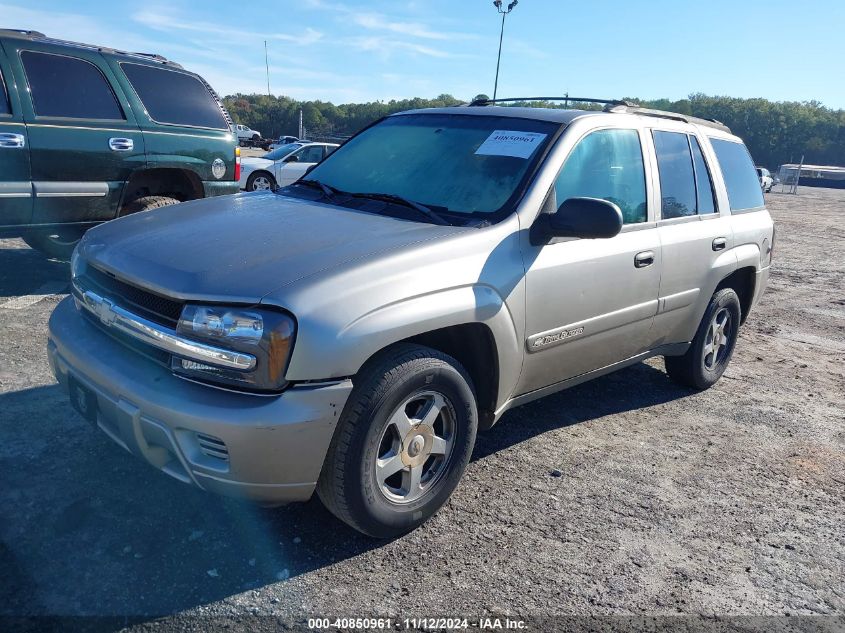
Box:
264, 40, 271, 98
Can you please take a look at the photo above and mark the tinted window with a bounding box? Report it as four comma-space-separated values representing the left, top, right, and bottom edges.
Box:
710, 139, 765, 211
690, 136, 716, 214
554, 128, 647, 224
0, 69, 10, 115
120, 63, 227, 129
653, 131, 697, 219
21, 51, 123, 120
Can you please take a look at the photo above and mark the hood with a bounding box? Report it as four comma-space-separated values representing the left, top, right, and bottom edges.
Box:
78, 192, 463, 304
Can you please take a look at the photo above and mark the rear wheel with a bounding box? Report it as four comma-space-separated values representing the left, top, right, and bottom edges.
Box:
119, 195, 181, 217
664, 288, 741, 390
317, 344, 478, 538
22, 227, 87, 261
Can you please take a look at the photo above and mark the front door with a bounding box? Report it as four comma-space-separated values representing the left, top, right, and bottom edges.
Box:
8, 42, 145, 226
0, 42, 31, 227
274, 144, 327, 186
516, 127, 662, 395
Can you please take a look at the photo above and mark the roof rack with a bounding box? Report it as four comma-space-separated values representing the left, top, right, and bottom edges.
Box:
604, 104, 731, 133
0, 28, 182, 68
469, 96, 637, 108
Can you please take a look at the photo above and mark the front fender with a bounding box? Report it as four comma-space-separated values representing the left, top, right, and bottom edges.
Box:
287, 284, 523, 409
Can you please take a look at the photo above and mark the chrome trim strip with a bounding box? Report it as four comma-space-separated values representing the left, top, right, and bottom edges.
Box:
77, 289, 256, 371
33, 181, 109, 198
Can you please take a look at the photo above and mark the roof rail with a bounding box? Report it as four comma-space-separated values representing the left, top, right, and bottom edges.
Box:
604, 104, 732, 133
469, 96, 637, 108
0, 28, 46, 38
0, 29, 181, 68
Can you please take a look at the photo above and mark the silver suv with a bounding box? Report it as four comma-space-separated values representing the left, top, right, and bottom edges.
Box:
47, 98, 774, 538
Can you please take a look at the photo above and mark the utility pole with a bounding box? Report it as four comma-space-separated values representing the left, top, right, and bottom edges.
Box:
264, 40, 271, 97
492, 0, 518, 100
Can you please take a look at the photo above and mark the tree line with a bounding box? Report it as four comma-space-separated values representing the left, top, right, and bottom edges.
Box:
222, 92, 845, 170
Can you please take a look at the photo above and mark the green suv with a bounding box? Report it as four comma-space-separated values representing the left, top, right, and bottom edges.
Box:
0, 29, 240, 259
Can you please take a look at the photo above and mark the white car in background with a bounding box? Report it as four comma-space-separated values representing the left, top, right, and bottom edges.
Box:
239, 142, 340, 191
757, 167, 773, 193
234, 123, 262, 143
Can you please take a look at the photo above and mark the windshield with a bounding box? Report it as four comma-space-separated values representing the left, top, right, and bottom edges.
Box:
264, 143, 302, 160
303, 113, 559, 217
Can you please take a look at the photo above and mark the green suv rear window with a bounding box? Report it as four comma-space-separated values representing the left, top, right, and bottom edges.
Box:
0, 69, 10, 115
121, 63, 228, 130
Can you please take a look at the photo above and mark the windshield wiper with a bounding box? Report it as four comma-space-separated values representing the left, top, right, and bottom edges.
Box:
348, 192, 452, 226
291, 178, 340, 199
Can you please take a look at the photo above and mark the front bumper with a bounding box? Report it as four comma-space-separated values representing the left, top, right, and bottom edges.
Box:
48, 296, 352, 504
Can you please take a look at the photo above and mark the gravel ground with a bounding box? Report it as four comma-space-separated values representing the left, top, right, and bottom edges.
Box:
0, 188, 843, 632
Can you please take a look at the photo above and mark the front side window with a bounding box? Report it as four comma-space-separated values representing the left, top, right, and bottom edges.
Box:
294, 145, 325, 163
21, 51, 124, 120
653, 130, 697, 219
0, 69, 10, 115
554, 128, 647, 224
710, 138, 765, 211
303, 113, 558, 217
120, 63, 227, 129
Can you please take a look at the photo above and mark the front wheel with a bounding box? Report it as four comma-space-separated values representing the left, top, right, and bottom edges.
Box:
317, 344, 478, 538
246, 171, 277, 191
22, 227, 87, 261
664, 288, 741, 390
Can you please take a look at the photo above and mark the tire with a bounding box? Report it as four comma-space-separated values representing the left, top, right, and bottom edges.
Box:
317, 343, 478, 538
664, 288, 741, 390
119, 195, 180, 217
22, 227, 87, 261
252, 134, 261, 141
246, 171, 277, 192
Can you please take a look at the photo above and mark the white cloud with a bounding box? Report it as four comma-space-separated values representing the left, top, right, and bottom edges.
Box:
353, 13, 476, 41
131, 10, 323, 45
346, 36, 455, 59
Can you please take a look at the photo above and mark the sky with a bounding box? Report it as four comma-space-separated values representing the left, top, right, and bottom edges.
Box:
3, 0, 844, 107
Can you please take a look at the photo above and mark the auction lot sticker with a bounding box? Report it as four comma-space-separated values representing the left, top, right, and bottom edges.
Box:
475, 130, 547, 159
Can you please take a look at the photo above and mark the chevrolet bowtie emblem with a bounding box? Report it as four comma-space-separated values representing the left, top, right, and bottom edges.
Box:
83, 290, 118, 326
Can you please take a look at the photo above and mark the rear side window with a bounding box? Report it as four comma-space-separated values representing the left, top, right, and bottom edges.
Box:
653, 131, 697, 219
710, 138, 765, 211
21, 51, 124, 120
0, 69, 10, 115
121, 63, 227, 129
554, 128, 647, 224
690, 136, 716, 214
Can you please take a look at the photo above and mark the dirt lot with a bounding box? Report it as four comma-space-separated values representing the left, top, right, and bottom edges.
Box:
0, 188, 843, 630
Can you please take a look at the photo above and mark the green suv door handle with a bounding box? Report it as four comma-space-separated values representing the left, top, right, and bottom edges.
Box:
108, 138, 134, 152
0, 132, 26, 148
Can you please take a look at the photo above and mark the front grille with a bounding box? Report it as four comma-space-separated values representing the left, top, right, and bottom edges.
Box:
196, 433, 229, 461
76, 265, 183, 327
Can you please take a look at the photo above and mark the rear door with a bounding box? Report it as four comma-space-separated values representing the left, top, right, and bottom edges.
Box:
649, 128, 736, 344
0, 40, 32, 226
274, 144, 326, 186
10, 43, 145, 226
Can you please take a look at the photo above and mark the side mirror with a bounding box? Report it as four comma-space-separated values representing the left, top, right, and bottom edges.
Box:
284, 154, 299, 163
532, 197, 623, 243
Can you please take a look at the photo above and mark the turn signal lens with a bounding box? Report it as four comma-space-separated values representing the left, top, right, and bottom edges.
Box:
234, 147, 241, 181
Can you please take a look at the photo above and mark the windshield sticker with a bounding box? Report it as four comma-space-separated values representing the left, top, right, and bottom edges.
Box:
475, 130, 548, 159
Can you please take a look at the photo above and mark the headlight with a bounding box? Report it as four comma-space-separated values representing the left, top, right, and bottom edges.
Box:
172, 304, 295, 392
70, 245, 84, 280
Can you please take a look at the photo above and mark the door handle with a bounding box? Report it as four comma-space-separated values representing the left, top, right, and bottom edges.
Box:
109, 137, 134, 152
0, 133, 25, 148
712, 237, 727, 251
634, 251, 655, 268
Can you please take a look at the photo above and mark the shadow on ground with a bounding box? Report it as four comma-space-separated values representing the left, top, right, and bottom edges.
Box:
0, 360, 691, 617
0, 242, 70, 298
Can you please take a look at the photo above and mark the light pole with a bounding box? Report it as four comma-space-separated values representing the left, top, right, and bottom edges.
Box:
492, 0, 518, 100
